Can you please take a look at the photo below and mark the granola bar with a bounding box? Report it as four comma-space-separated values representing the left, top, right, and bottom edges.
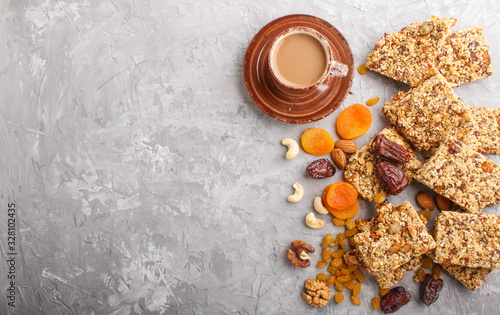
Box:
468, 106, 500, 155
415, 137, 500, 213
426, 250, 491, 291
366, 16, 456, 86
436, 26, 494, 87
344, 126, 422, 201
353, 202, 436, 275
382, 73, 477, 152
354, 227, 420, 289
433, 211, 500, 269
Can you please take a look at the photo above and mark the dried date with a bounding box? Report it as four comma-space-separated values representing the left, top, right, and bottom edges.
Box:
381, 286, 411, 313
377, 161, 409, 195
372, 134, 410, 164
307, 159, 336, 179
420, 274, 443, 306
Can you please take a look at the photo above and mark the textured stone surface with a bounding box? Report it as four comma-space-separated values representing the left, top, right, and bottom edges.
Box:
0, 0, 499, 314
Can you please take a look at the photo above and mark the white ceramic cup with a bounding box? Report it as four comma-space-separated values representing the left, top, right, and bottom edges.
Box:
269, 27, 348, 90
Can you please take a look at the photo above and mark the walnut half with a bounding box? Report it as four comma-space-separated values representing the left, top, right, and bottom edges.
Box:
302, 279, 331, 307
286, 240, 315, 268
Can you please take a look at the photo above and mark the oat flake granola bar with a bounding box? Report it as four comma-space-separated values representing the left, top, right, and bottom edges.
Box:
366, 16, 456, 86
353, 202, 436, 275
344, 126, 422, 201
436, 26, 494, 87
415, 137, 500, 213
433, 211, 500, 269
382, 73, 477, 152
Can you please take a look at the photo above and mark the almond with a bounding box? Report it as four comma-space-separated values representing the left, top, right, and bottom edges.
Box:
335, 140, 357, 154
435, 195, 451, 211
388, 246, 400, 253
417, 192, 434, 211
331, 149, 346, 170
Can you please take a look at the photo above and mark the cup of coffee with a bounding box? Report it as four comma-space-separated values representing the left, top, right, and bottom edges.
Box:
268, 27, 348, 90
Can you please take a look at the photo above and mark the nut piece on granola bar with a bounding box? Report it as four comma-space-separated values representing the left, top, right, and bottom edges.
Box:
344, 126, 422, 201
302, 279, 331, 307
433, 211, 500, 269
415, 137, 500, 213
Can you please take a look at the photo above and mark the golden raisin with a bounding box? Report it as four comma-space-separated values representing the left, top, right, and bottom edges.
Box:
421, 257, 433, 269
334, 293, 344, 303
352, 282, 362, 296
321, 233, 332, 246
380, 288, 389, 296
337, 274, 351, 283
372, 297, 381, 310
353, 269, 365, 283
333, 218, 346, 226
358, 64, 367, 75
346, 219, 356, 230
351, 295, 361, 306
366, 96, 380, 106
374, 192, 386, 204
327, 266, 336, 274
317, 272, 328, 282
338, 263, 347, 270
322, 248, 332, 261
433, 265, 442, 278
331, 257, 343, 267
420, 209, 432, 221
334, 281, 344, 292
346, 228, 358, 237
336, 270, 343, 277
349, 237, 356, 247
344, 280, 356, 290
348, 264, 358, 272
325, 275, 336, 286
332, 249, 344, 258
341, 268, 350, 275
317, 260, 328, 268
414, 268, 426, 282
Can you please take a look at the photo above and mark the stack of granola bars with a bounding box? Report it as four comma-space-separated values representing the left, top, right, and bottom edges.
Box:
345, 16, 499, 292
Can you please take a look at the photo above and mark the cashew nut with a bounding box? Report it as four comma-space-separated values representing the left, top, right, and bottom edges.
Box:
287, 182, 304, 202
281, 138, 299, 159
313, 197, 329, 215
305, 212, 324, 229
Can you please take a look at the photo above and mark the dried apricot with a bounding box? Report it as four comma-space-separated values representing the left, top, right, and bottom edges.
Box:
358, 64, 367, 75
334, 293, 344, 303
366, 96, 380, 106
336, 104, 372, 140
328, 200, 360, 220
323, 182, 358, 211
301, 128, 334, 156
372, 297, 381, 310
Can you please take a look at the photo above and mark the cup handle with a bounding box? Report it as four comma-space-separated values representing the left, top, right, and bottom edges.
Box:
328, 61, 349, 77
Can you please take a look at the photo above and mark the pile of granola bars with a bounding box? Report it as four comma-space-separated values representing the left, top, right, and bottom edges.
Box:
345, 16, 499, 292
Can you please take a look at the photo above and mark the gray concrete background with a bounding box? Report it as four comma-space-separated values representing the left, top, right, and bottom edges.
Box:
1, 0, 499, 314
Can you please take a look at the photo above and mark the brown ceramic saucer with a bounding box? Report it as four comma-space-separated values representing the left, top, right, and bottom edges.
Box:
244, 14, 354, 124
